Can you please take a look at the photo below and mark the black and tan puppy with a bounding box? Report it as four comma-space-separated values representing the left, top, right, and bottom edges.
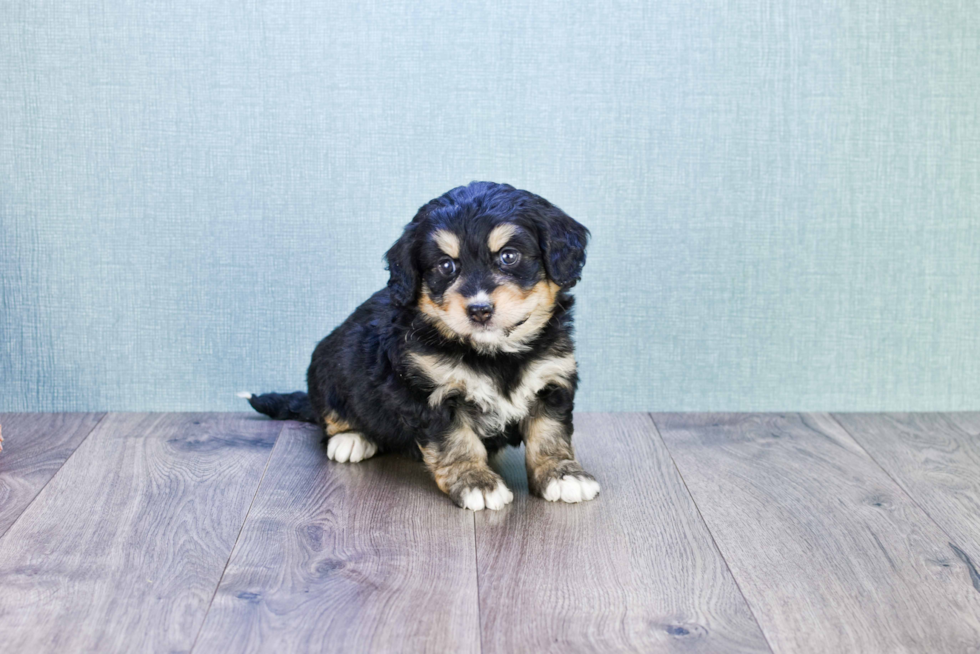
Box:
241, 181, 599, 510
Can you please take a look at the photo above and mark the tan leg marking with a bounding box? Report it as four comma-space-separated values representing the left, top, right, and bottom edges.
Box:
420, 423, 514, 511
523, 413, 600, 503
323, 411, 352, 437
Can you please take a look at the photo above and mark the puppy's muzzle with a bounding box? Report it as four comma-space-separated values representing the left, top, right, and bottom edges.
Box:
466, 301, 494, 325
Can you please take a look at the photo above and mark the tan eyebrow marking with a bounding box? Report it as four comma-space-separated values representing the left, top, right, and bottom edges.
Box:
488, 223, 518, 252
433, 230, 460, 259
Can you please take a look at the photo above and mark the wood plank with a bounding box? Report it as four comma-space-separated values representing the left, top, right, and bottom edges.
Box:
833, 413, 980, 567
193, 421, 481, 654
0, 413, 104, 537
653, 413, 980, 653
0, 413, 281, 653
475, 413, 771, 653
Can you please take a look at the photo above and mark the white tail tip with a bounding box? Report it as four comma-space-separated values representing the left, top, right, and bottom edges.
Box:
236, 391, 253, 399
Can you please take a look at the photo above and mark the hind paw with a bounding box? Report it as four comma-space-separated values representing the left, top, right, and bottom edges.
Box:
326, 432, 377, 463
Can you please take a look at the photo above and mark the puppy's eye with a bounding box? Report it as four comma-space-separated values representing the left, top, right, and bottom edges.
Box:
499, 248, 521, 267
437, 258, 457, 276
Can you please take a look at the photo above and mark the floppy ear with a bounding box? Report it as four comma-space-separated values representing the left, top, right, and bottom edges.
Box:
538, 205, 590, 289
384, 223, 420, 306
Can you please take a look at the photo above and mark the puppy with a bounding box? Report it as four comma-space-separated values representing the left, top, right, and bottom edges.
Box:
241, 181, 599, 510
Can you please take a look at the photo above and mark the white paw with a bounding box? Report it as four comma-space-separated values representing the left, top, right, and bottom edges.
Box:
460, 482, 514, 511
326, 432, 377, 463
543, 475, 600, 503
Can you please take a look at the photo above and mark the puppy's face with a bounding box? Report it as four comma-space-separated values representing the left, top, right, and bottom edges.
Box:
385, 183, 589, 354
418, 222, 559, 352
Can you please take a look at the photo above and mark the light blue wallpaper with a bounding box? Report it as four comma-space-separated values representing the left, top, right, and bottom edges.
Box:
2, 1, 978, 412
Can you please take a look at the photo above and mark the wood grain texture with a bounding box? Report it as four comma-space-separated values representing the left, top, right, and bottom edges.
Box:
833, 413, 980, 567
0, 413, 104, 537
193, 421, 481, 654
475, 413, 771, 653
0, 413, 280, 653
653, 413, 980, 654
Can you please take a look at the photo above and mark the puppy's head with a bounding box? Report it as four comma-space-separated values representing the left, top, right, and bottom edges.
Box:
385, 182, 589, 353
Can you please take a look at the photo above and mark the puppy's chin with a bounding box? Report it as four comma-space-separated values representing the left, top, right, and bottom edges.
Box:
420, 308, 516, 355
467, 323, 513, 352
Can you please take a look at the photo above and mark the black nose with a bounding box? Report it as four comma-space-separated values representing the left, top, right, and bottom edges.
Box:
466, 302, 494, 324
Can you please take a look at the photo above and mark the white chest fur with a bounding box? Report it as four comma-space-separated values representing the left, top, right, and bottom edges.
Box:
409, 352, 576, 435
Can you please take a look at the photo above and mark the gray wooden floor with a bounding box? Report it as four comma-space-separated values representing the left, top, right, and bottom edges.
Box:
1, 413, 979, 653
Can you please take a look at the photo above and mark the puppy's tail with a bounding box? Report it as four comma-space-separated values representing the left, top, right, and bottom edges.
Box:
237, 390, 318, 423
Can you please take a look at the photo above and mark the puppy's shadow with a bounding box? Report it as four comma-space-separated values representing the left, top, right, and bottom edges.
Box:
489, 445, 530, 495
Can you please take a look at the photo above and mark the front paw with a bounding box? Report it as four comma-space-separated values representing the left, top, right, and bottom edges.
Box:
542, 474, 600, 503
450, 470, 514, 511
532, 462, 600, 503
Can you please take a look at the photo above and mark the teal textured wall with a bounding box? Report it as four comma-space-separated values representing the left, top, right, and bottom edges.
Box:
2, 1, 978, 412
